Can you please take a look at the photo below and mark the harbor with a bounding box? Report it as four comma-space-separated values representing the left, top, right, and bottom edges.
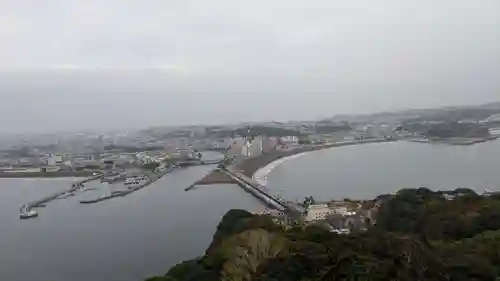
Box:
79, 166, 176, 204
19, 173, 103, 219
17, 149, 224, 219
18, 167, 176, 216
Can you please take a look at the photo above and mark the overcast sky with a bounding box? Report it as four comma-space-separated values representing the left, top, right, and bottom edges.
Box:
1, 0, 499, 133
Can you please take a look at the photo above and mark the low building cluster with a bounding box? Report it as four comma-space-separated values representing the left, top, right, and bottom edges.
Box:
0, 146, 201, 175
305, 203, 367, 234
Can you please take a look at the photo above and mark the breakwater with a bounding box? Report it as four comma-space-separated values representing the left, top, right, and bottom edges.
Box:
21, 174, 102, 214
79, 167, 175, 204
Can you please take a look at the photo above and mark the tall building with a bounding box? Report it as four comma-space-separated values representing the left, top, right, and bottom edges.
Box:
241, 136, 263, 157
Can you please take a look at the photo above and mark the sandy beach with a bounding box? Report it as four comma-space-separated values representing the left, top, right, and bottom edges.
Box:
233, 138, 394, 186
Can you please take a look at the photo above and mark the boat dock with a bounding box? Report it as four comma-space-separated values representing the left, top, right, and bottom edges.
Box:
24, 174, 102, 209
79, 167, 175, 204
18, 174, 102, 219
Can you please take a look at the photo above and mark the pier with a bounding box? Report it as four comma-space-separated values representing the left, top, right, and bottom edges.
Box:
24, 174, 102, 209
79, 166, 175, 204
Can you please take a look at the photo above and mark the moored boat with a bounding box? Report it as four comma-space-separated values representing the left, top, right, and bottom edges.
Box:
20, 206, 38, 219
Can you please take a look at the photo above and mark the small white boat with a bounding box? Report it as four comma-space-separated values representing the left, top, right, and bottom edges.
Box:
20, 209, 38, 219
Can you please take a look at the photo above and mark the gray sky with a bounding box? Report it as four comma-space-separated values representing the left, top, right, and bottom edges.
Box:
1, 0, 499, 133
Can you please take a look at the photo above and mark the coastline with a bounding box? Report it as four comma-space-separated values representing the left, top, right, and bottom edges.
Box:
253, 152, 309, 186
0, 171, 96, 178
233, 138, 394, 186
407, 136, 499, 145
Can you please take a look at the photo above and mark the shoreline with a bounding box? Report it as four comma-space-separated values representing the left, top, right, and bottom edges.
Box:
0, 171, 96, 178
407, 136, 499, 145
253, 151, 309, 186
233, 138, 394, 185
247, 136, 500, 186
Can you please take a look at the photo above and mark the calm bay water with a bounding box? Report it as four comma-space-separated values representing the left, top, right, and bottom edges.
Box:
265, 139, 500, 201
3, 141, 500, 280
0, 165, 262, 281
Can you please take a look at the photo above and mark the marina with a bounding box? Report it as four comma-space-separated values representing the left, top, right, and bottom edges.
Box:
1, 165, 262, 281
19, 173, 103, 219
17, 154, 224, 218
79, 166, 176, 204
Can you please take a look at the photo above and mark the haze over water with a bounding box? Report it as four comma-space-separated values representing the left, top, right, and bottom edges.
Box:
264, 140, 500, 201
0, 165, 262, 281
2, 141, 500, 280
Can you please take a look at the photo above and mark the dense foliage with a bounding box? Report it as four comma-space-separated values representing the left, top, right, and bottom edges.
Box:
204, 126, 304, 138
147, 189, 500, 281
423, 122, 491, 139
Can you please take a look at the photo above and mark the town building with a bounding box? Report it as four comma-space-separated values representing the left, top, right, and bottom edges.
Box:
305, 204, 334, 222
42, 154, 63, 166
212, 138, 233, 150
241, 136, 263, 157
326, 213, 366, 234
280, 136, 300, 146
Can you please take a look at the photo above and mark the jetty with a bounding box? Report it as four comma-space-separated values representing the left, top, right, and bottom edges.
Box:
24, 174, 102, 209
18, 173, 102, 219
79, 166, 175, 204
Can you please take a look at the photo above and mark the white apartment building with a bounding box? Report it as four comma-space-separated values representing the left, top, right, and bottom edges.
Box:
305, 204, 334, 222
241, 136, 263, 157
47, 154, 63, 166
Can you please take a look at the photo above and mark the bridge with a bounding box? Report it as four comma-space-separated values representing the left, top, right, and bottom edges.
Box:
220, 167, 301, 216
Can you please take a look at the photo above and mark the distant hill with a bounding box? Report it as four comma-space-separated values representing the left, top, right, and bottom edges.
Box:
328, 101, 500, 123
207, 126, 304, 138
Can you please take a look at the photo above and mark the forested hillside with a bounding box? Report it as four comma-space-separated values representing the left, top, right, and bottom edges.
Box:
147, 188, 500, 281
